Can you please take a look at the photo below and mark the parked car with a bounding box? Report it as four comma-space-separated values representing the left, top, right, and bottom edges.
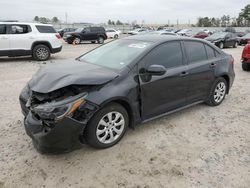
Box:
57, 28, 76, 37
20, 35, 235, 153
0, 22, 62, 61
193, 31, 209, 39
128, 28, 148, 35
148, 31, 178, 36
105, 28, 121, 39
203, 29, 212, 35
205, 32, 238, 49
241, 41, 250, 71
177, 29, 193, 37
223, 27, 236, 33
64, 27, 107, 44
238, 33, 250, 45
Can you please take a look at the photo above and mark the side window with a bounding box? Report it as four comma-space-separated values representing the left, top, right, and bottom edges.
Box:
36, 26, 56, 33
184, 41, 207, 63
10, 25, 31, 34
0, 25, 6, 34
145, 41, 183, 68
205, 45, 216, 59
85, 27, 91, 33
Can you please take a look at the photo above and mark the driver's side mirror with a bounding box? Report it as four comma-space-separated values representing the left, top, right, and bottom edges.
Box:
146, 65, 166, 76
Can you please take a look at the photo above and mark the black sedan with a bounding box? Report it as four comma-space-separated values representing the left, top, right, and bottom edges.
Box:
19, 35, 235, 153
238, 33, 250, 45
205, 32, 238, 49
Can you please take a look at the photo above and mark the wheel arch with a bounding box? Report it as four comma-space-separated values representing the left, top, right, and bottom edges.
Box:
99, 98, 135, 129
218, 74, 230, 94
31, 41, 52, 52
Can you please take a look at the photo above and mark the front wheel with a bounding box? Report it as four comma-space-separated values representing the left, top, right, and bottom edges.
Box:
32, 44, 51, 61
114, 34, 119, 39
206, 78, 227, 106
219, 42, 224, 49
73, 37, 81, 45
84, 103, 129, 149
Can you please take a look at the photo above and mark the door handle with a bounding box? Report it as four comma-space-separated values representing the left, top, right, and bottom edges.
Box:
180, 71, 189, 77
210, 63, 216, 68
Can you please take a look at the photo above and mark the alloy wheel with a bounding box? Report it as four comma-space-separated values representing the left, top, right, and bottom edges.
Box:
213, 82, 226, 103
36, 48, 49, 60
96, 111, 125, 144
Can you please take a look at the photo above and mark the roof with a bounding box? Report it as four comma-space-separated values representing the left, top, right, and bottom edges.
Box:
123, 35, 201, 43
0, 22, 53, 26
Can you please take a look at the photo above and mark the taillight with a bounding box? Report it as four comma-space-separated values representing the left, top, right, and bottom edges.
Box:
55, 33, 61, 39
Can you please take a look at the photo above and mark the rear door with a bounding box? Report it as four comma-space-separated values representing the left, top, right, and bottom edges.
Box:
184, 41, 216, 103
82, 27, 93, 40
0, 24, 10, 56
139, 41, 188, 119
9, 24, 34, 53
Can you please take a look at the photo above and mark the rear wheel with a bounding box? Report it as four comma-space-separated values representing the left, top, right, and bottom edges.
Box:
97, 36, 104, 44
114, 34, 119, 39
242, 63, 250, 71
84, 103, 128, 149
32, 44, 51, 61
206, 77, 227, 106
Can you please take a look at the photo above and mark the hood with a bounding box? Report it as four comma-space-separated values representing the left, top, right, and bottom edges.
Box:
206, 37, 222, 42
29, 60, 119, 93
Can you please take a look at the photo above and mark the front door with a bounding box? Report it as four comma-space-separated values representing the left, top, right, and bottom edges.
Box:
139, 41, 188, 120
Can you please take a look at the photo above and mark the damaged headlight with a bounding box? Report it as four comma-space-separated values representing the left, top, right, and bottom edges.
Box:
32, 93, 87, 121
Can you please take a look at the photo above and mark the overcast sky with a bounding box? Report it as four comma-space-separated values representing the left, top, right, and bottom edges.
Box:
0, 0, 248, 24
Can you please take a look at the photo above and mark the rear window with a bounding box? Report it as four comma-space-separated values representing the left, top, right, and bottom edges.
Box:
0, 24, 6, 34
184, 41, 207, 63
36, 25, 56, 33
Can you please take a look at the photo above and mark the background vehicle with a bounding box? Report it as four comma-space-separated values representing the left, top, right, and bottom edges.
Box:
193, 31, 209, 39
128, 28, 148, 35
20, 35, 235, 153
177, 29, 193, 37
238, 33, 250, 45
241, 42, 250, 71
57, 28, 76, 37
148, 31, 178, 36
0, 22, 62, 61
205, 32, 238, 49
105, 28, 121, 39
64, 26, 107, 44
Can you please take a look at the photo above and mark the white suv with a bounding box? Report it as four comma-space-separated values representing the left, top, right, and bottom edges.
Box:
0, 22, 62, 61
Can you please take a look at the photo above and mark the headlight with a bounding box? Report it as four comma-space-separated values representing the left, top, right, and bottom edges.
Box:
32, 93, 87, 121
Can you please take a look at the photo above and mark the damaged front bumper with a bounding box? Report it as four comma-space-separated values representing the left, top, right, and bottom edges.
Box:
24, 112, 86, 154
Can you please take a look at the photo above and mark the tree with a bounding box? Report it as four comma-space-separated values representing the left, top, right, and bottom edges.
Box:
39, 17, 50, 24
52, 17, 59, 23
238, 4, 250, 26
34, 16, 39, 22
108, 19, 112, 25
111, 21, 115, 25
221, 15, 230, 27
116, 20, 123, 25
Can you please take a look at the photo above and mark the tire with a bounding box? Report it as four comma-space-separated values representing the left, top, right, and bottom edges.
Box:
97, 36, 104, 44
219, 42, 224, 49
91, 41, 96, 44
73, 37, 81, 45
32, 44, 51, 61
233, 41, 238, 48
114, 34, 119, 39
206, 77, 227, 106
242, 63, 250, 71
84, 103, 129, 149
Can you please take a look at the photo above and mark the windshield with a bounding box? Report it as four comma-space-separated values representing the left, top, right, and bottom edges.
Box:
210, 32, 227, 38
79, 40, 152, 70
75, 28, 84, 32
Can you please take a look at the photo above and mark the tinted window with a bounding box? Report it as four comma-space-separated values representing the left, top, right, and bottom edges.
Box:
10, 25, 31, 34
205, 45, 216, 59
0, 24, 6, 34
185, 41, 207, 63
145, 42, 183, 68
36, 26, 56, 33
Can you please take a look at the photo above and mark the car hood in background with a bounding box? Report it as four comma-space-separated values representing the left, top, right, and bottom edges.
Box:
29, 60, 119, 93
205, 37, 222, 42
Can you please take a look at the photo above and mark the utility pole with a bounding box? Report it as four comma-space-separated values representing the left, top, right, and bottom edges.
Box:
65, 12, 68, 24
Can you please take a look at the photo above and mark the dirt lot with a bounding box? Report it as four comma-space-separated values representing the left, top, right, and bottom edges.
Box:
0, 40, 250, 188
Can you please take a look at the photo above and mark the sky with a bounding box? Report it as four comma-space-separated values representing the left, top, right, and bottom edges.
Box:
0, 0, 248, 24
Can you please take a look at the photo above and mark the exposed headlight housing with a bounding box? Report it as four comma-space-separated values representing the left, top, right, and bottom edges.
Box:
32, 93, 87, 121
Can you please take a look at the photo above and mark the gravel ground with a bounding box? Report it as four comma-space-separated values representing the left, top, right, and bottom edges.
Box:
0, 40, 249, 188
